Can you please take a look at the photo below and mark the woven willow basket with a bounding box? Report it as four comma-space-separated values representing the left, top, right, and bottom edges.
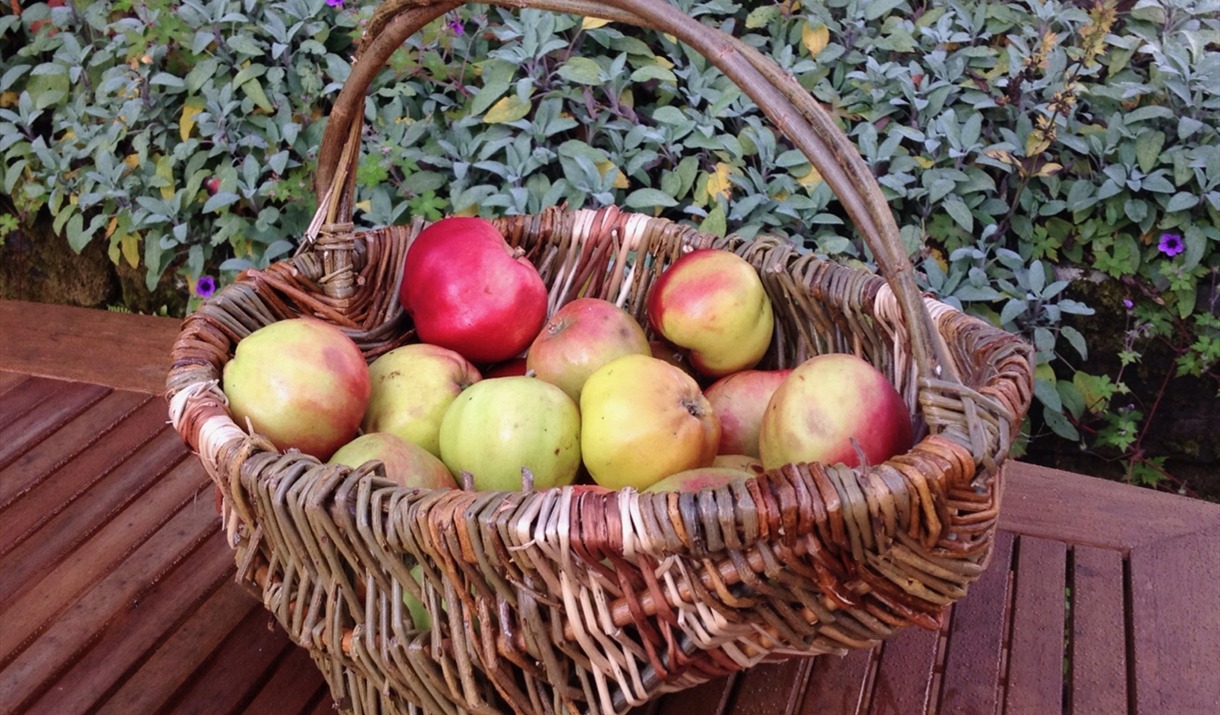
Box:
167, 1, 1034, 713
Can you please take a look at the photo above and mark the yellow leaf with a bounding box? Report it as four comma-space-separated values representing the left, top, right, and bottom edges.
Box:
983, 149, 1018, 166
354, 199, 372, 213
60, 128, 76, 142
1025, 129, 1050, 157
796, 165, 822, 188
581, 17, 610, 30
619, 88, 634, 108
802, 22, 830, 58
120, 233, 140, 269
1035, 162, 1064, 178
157, 155, 175, 200
483, 95, 531, 124
123, 154, 140, 169
453, 203, 480, 217
929, 247, 948, 273
1035, 363, 1056, 384
596, 160, 629, 189
663, 33, 676, 43
0, 91, 17, 108
781, 0, 803, 12
105, 216, 118, 239
180, 104, 203, 141
914, 155, 934, 169
707, 162, 734, 202
69, 194, 78, 206
654, 56, 674, 70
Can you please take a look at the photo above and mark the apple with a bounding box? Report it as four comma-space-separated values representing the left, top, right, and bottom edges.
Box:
647, 248, 774, 377
222, 318, 370, 461
363, 343, 481, 458
438, 376, 581, 491
406, 563, 431, 630
400, 217, 548, 364
526, 297, 651, 403
580, 354, 720, 490
758, 353, 913, 470
712, 454, 765, 476
483, 358, 528, 378
643, 467, 755, 493
329, 432, 457, 490
704, 369, 793, 458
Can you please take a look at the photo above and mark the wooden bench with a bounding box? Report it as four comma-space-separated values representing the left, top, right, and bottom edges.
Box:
2, 299, 1217, 715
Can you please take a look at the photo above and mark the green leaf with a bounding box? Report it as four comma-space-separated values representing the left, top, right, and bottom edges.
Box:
1000, 298, 1027, 326
241, 79, 274, 113
1060, 326, 1088, 360
149, 73, 185, 89
1057, 381, 1086, 420
470, 81, 510, 117
652, 106, 687, 125
745, 6, 780, 28
1042, 405, 1080, 441
557, 57, 602, 85
864, 0, 906, 21
943, 197, 973, 231
203, 191, 240, 213
1135, 131, 1165, 173
624, 188, 678, 210
1179, 116, 1205, 140
1035, 378, 1062, 412
185, 59, 218, 93
1176, 283, 1197, 319
630, 65, 677, 84
1125, 106, 1174, 124
699, 204, 726, 236
1166, 192, 1199, 212
65, 213, 90, 252
1, 64, 30, 92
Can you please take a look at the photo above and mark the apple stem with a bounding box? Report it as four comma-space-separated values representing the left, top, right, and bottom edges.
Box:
521, 467, 534, 492
460, 470, 475, 491
681, 398, 705, 418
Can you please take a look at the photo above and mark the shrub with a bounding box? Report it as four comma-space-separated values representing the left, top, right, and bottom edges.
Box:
3, 0, 1218, 487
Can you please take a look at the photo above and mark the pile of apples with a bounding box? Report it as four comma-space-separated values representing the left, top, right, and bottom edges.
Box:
221, 218, 913, 496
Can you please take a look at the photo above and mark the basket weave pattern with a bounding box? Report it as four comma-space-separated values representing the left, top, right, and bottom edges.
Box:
167, 2, 1034, 714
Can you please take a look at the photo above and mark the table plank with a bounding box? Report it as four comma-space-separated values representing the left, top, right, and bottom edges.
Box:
0, 376, 65, 429
239, 645, 332, 715
0, 300, 182, 394
0, 370, 28, 396
22, 529, 237, 715
936, 530, 1013, 715
655, 673, 738, 715
728, 658, 810, 715
868, 618, 941, 715
0, 388, 152, 509
1004, 536, 1066, 715
1070, 546, 1128, 715
797, 647, 876, 715
1129, 524, 1220, 715
0, 381, 109, 469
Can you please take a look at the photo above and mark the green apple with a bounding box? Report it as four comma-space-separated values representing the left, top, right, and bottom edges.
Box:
328, 432, 456, 490
438, 376, 581, 491
647, 248, 774, 378
759, 353, 913, 470
222, 318, 370, 461
580, 354, 720, 490
363, 343, 481, 458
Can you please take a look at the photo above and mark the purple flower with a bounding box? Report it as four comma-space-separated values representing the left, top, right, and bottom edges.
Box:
326, 0, 343, 7
1123, 299, 1134, 310
196, 275, 216, 298
447, 19, 464, 35
1157, 232, 1184, 257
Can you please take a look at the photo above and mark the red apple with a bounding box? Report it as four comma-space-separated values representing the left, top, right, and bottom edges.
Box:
580, 354, 720, 490
438, 376, 581, 491
363, 343, 481, 458
483, 358, 528, 378
526, 297, 651, 402
222, 318, 370, 460
758, 354, 913, 470
400, 217, 547, 364
647, 248, 774, 377
644, 467, 755, 493
329, 433, 457, 490
705, 369, 793, 458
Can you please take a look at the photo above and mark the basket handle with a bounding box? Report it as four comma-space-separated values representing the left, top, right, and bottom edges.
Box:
310, 0, 955, 386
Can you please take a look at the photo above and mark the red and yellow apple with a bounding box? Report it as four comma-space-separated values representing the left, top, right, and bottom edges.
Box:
329, 432, 457, 490
580, 354, 720, 490
222, 318, 370, 461
643, 466, 755, 493
647, 248, 774, 377
705, 369, 793, 458
400, 217, 547, 364
758, 353, 913, 470
526, 297, 650, 402
363, 343, 481, 458
438, 376, 581, 491
712, 454, 765, 476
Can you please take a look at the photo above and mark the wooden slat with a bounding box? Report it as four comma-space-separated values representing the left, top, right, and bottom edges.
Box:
1004, 536, 1066, 714
1001, 462, 1220, 551
0, 389, 151, 510
160, 606, 297, 715
22, 530, 237, 715
239, 645, 331, 715
868, 620, 941, 715
655, 673, 738, 715
0, 370, 28, 395
93, 582, 263, 715
728, 658, 810, 715
1129, 524, 1220, 714
0, 381, 109, 469
0, 376, 65, 428
0, 426, 189, 606
1070, 546, 1128, 715
0, 480, 220, 709
797, 647, 876, 715
0, 300, 182, 394
936, 530, 1013, 715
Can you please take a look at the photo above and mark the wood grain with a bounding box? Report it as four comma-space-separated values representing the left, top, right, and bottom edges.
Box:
797, 647, 875, 715
729, 658, 810, 715
0, 381, 109, 469
239, 645, 332, 715
868, 619, 941, 715
1003, 536, 1066, 715
0, 377, 65, 430
1070, 546, 1128, 715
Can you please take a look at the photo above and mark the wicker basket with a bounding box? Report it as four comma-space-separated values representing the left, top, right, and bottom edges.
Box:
167, 1, 1034, 713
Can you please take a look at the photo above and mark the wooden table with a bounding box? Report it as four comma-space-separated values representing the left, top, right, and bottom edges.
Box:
2, 299, 1217, 715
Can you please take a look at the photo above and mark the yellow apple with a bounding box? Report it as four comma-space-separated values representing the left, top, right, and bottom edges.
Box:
643, 466, 755, 492
712, 454, 766, 476
759, 354, 913, 470
328, 432, 457, 490
580, 354, 720, 490
363, 343, 481, 458
647, 248, 774, 377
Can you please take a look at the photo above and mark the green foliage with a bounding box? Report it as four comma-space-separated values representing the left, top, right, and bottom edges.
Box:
3, 0, 1219, 487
